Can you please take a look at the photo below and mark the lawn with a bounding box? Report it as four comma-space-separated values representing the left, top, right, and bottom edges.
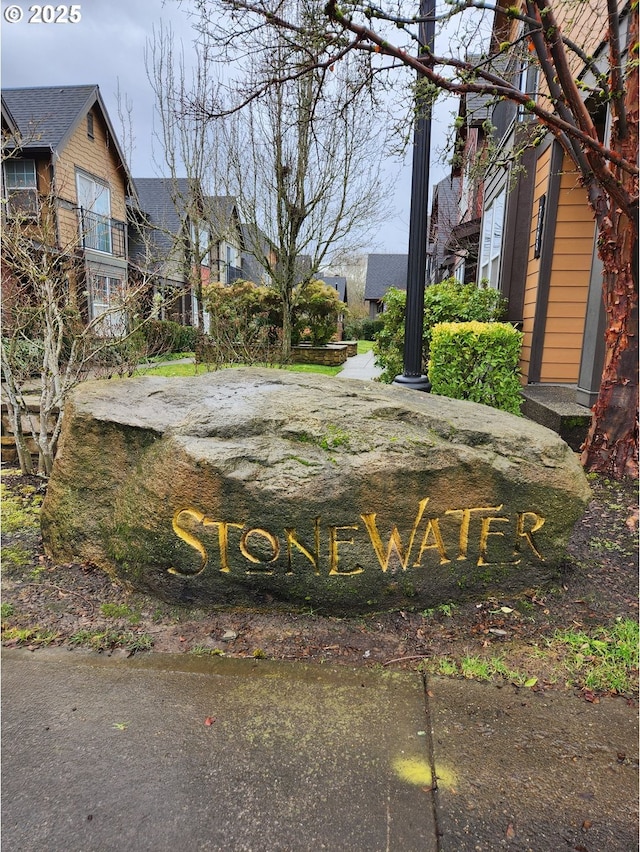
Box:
137, 361, 342, 378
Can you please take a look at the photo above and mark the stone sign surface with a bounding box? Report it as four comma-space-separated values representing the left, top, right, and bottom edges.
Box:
41, 369, 591, 614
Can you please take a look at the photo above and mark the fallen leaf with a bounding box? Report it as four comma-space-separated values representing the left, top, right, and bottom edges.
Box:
489, 628, 508, 636
626, 506, 638, 531
524, 677, 538, 688
500, 607, 514, 613
582, 819, 592, 830
204, 716, 216, 726
506, 822, 516, 839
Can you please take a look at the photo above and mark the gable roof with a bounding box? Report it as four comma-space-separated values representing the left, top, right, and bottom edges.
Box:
1, 95, 19, 135
317, 275, 347, 303
133, 177, 189, 254
364, 254, 408, 301
2, 85, 136, 197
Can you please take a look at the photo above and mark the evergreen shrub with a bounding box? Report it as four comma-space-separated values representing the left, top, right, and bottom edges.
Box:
374, 279, 506, 383
428, 321, 524, 415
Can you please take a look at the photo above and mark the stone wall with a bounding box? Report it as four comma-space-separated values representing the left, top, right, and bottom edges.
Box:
291, 344, 349, 366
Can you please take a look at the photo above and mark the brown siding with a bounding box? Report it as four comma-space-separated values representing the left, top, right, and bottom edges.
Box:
54, 105, 128, 249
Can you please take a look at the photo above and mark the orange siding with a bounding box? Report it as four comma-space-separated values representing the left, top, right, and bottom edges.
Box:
519, 145, 551, 381
539, 157, 594, 383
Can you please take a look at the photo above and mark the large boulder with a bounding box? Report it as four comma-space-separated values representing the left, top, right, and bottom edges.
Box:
41, 369, 590, 614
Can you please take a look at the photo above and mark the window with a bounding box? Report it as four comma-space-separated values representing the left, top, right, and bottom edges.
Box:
3, 159, 38, 218
87, 113, 95, 139
190, 222, 210, 267
90, 274, 124, 336
77, 171, 111, 253
478, 190, 506, 288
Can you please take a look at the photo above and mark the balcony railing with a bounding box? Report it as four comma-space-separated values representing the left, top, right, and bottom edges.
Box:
77, 208, 127, 258
210, 259, 244, 284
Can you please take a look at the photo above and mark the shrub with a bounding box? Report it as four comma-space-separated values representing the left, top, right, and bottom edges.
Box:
428, 321, 524, 415
358, 319, 384, 340
293, 279, 346, 345
374, 279, 507, 383
142, 319, 197, 356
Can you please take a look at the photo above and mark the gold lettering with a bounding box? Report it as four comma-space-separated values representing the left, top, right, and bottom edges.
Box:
413, 518, 450, 565
240, 528, 280, 574
329, 525, 363, 575
361, 498, 430, 572
285, 518, 321, 575
477, 515, 511, 565
169, 509, 208, 576
444, 506, 502, 560
203, 519, 244, 573
515, 512, 545, 559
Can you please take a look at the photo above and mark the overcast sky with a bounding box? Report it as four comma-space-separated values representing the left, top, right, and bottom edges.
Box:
1, 0, 455, 254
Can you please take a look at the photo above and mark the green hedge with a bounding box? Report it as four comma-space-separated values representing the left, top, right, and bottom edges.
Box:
428, 321, 524, 415
374, 279, 507, 383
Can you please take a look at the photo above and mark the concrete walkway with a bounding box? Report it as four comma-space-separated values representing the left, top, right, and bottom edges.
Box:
337, 349, 382, 381
2, 648, 637, 852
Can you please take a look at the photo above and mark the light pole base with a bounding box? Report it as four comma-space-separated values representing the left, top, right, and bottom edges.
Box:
392, 374, 432, 392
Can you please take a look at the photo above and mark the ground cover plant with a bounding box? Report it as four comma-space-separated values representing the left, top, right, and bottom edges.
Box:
1, 466, 637, 700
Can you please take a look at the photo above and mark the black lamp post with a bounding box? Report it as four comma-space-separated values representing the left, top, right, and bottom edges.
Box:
393, 0, 435, 392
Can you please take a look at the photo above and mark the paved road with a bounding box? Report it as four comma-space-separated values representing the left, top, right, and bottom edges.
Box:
2, 649, 637, 852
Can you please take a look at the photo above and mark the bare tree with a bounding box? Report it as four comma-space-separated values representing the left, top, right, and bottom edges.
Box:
1, 182, 153, 475
146, 22, 224, 329
170, 0, 388, 361
184, 0, 638, 477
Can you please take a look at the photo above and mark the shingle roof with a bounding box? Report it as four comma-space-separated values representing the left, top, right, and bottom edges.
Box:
133, 177, 189, 254
3, 84, 98, 151
364, 254, 408, 301
2, 85, 135, 197
317, 275, 347, 303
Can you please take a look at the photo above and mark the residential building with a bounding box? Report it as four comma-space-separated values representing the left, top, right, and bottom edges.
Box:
364, 254, 408, 318
130, 177, 244, 328
2, 85, 136, 333
426, 177, 461, 284
476, 2, 625, 416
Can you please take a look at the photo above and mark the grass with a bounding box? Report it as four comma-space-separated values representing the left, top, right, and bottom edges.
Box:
421, 617, 639, 697
553, 618, 638, 695
422, 654, 537, 687
2, 626, 59, 646
1, 603, 15, 619
357, 339, 375, 354
190, 645, 225, 657
99, 603, 142, 624
137, 361, 342, 378
68, 628, 153, 653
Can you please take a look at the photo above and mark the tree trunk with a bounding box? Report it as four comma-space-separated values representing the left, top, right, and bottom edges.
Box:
580, 10, 638, 480
281, 291, 293, 363
581, 211, 638, 479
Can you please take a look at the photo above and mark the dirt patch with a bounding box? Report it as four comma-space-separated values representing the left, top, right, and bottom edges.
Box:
2, 467, 637, 697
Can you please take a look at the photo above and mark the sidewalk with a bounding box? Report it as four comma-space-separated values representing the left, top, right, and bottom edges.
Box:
2, 648, 637, 852
337, 349, 382, 381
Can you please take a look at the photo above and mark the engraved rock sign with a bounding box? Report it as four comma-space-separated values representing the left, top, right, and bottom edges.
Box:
41, 369, 590, 614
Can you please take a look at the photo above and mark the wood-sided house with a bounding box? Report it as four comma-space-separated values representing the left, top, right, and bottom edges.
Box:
130, 177, 244, 328
2, 85, 136, 334
476, 2, 630, 414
